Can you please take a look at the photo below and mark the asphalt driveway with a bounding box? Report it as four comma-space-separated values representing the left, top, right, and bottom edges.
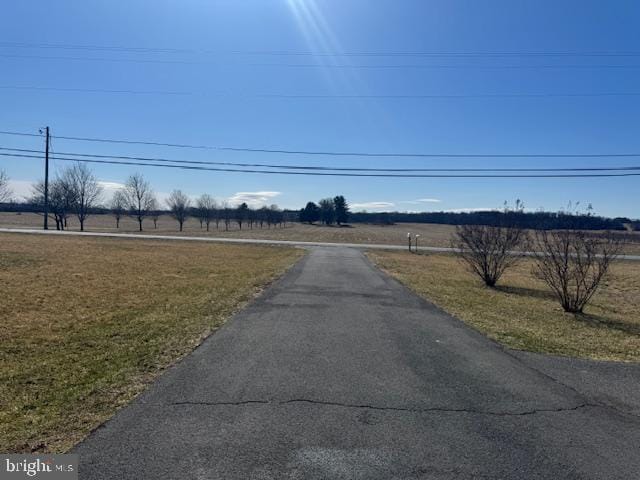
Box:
74, 247, 640, 479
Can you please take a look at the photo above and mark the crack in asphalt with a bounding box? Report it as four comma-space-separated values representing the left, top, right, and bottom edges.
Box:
166, 398, 601, 417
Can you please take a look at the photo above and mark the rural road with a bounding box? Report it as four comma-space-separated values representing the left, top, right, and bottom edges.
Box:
74, 247, 640, 479
2, 227, 640, 261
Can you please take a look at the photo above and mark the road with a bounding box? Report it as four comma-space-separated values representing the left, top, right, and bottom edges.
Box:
75, 247, 640, 479
2, 227, 640, 261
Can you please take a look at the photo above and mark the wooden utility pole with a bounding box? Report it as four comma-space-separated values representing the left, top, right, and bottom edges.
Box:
43, 126, 50, 230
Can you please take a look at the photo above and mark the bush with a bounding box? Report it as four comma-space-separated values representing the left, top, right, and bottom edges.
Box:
453, 224, 527, 287
531, 230, 622, 313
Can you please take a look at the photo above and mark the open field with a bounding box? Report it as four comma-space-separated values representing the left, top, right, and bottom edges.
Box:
0, 212, 456, 247
368, 251, 640, 362
2, 212, 639, 253
0, 233, 302, 453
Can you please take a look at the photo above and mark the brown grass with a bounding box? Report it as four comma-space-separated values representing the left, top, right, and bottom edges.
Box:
0, 232, 302, 453
0, 212, 460, 247
368, 250, 640, 362
2, 212, 639, 254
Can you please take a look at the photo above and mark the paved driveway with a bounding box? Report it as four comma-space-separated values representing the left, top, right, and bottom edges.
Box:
75, 247, 640, 479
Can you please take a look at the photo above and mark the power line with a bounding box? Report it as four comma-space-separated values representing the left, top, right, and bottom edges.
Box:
250, 63, 640, 70
252, 93, 640, 99
2, 41, 640, 57
4, 54, 640, 70
2, 147, 639, 173
2, 152, 640, 178
0, 85, 191, 95
2, 85, 640, 99
1, 130, 639, 159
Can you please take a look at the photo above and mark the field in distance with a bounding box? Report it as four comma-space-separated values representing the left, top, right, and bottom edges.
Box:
2, 212, 639, 253
0, 232, 302, 453
0, 212, 456, 247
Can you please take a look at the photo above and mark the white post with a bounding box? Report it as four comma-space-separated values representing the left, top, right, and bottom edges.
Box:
407, 232, 412, 252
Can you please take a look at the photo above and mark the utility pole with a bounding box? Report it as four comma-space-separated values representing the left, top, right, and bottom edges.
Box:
43, 126, 50, 230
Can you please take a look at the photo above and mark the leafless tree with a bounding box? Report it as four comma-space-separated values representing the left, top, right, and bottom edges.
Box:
110, 190, 127, 228
123, 173, 155, 231
221, 201, 232, 231
30, 177, 75, 230
236, 202, 249, 230
0, 170, 12, 203
166, 190, 191, 231
197, 194, 216, 231
453, 224, 527, 287
67, 163, 102, 231
148, 197, 160, 229
532, 230, 622, 313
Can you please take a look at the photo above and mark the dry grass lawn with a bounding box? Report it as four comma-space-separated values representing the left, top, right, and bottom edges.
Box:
0, 233, 302, 453
2, 212, 639, 254
0, 212, 458, 247
368, 251, 640, 362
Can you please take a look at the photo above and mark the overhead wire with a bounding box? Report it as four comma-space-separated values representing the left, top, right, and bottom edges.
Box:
1, 152, 639, 178
1, 129, 640, 158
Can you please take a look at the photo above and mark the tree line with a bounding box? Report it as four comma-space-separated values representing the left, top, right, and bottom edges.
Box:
348, 208, 632, 231
1, 167, 637, 231
9, 165, 289, 232
299, 196, 350, 225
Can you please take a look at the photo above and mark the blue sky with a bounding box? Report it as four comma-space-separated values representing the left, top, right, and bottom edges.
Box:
0, 0, 639, 218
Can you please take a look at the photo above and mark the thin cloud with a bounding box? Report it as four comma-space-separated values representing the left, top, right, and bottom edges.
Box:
227, 191, 281, 208
351, 201, 395, 210
98, 181, 125, 197
7, 180, 35, 200
400, 198, 442, 205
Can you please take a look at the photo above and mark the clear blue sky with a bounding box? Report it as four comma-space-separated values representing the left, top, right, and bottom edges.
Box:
1, 0, 639, 218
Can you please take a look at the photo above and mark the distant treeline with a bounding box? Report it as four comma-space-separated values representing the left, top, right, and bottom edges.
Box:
1, 203, 636, 232
346, 210, 635, 231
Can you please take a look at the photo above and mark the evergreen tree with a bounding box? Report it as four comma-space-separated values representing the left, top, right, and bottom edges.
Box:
301, 201, 320, 224
334, 195, 349, 225
319, 198, 336, 225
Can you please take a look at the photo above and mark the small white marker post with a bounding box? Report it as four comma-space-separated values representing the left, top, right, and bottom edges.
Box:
407, 232, 412, 253
415, 234, 420, 253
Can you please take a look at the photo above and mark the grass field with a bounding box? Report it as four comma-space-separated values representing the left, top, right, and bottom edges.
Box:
0, 212, 456, 247
0, 233, 302, 453
2, 212, 639, 254
368, 251, 640, 362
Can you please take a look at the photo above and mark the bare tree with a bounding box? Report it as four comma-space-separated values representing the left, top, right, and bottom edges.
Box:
221, 201, 232, 231
236, 202, 249, 230
453, 224, 527, 287
270, 204, 283, 228
197, 194, 216, 232
123, 173, 155, 231
148, 197, 160, 229
166, 190, 191, 231
0, 170, 12, 203
532, 230, 622, 313
67, 163, 102, 231
30, 178, 75, 230
110, 190, 127, 228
